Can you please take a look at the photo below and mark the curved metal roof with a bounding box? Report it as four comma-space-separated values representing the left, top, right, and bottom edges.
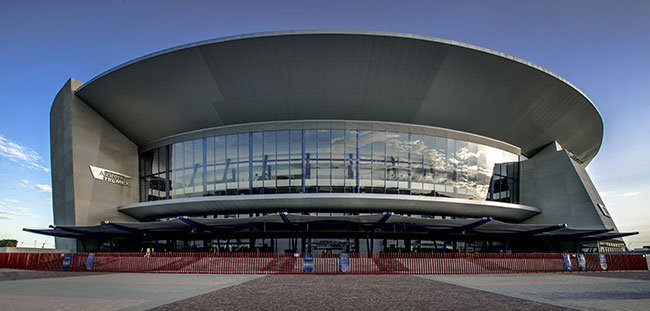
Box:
74, 30, 603, 162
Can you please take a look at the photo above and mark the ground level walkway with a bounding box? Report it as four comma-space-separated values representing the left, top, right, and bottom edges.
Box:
1, 269, 648, 310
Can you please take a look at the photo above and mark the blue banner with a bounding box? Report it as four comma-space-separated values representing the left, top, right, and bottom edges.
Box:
339, 253, 350, 273
599, 254, 608, 270
562, 253, 572, 271
85, 253, 96, 270
62, 253, 73, 271
577, 253, 586, 271
303, 253, 314, 273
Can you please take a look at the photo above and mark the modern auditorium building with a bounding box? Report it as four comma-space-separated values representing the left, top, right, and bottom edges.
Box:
28, 30, 636, 253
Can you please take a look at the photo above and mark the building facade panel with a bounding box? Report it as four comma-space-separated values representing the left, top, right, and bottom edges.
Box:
50, 79, 140, 251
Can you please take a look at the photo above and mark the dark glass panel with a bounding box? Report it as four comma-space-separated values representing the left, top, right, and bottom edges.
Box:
276, 131, 290, 193
304, 130, 318, 192
263, 131, 276, 193
289, 130, 302, 192
397, 132, 411, 194
344, 130, 357, 192
238, 133, 250, 194
371, 131, 386, 193
316, 129, 331, 192
226, 134, 238, 195
331, 130, 345, 188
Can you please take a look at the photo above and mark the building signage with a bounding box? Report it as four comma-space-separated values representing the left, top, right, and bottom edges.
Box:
339, 253, 350, 273
314, 240, 345, 250
85, 253, 96, 270
303, 253, 314, 273
89, 165, 131, 186
62, 253, 73, 271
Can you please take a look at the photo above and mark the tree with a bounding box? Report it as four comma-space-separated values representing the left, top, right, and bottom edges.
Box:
0, 239, 18, 247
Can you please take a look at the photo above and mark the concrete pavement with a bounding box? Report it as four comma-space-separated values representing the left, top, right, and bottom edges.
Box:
0, 271, 262, 311
1, 270, 648, 310
420, 273, 650, 311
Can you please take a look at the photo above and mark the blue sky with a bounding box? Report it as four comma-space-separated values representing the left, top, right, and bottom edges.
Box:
0, 0, 648, 249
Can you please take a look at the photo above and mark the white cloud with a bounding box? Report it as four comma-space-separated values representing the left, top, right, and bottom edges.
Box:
0, 134, 49, 172
34, 184, 52, 193
601, 190, 642, 198
17, 179, 52, 193
0, 201, 38, 219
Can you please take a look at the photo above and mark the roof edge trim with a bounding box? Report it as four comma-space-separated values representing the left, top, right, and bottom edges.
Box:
74, 30, 599, 115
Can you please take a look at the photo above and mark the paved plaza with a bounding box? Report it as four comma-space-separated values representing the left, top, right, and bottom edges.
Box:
0, 269, 648, 310
0, 269, 262, 310
420, 273, 650, 311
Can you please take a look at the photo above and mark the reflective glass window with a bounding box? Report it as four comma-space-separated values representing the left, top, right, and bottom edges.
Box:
385, 132, 400, 194
371, 131, 386, 193
304, 130, 318, 192
226, 134, 238, 194
358, 131, 372, 193
344, 130, 357, 192
456, 140, 469, 197
397, 132, 411, 193
205, 136, 215, 194
411, 134, 425, 194
276, 131, 290, 193
263, 131, 277, 193
140, 126, 520, 203
192, 138, 204, 196
238, 133, 250, 194
331, 130, 345, 190
289, 130, 302, 192
251, 132, 264, 194
214, 136, 226, 195
317, 129, 331, 192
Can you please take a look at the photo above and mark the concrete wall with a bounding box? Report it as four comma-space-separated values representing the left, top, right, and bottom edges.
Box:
520, 142, 617, 230
50, 79, 139, 250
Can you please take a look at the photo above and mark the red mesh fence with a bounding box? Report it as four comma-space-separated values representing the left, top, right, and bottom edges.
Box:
0, 252, 646, 274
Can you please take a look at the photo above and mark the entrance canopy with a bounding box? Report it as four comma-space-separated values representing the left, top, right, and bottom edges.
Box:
25, 213, 636, 242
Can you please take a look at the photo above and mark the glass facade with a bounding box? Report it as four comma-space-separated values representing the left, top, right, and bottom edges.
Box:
488, 162, 520, 203
140, 129, 520, 203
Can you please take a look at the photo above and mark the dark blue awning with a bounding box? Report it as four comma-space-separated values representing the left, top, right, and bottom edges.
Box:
24, 214, 637, 242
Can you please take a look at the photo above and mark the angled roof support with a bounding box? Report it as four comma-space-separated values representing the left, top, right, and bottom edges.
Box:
558, 228, 615, 238
278, 212, 291, 225
100, 220, 143, 233
370, 212, 393, 230
578, 231, 639, 241
178, 216, 213, 232
23, 228, 79, 238
49, 225, 99, 236
362, 212, 393, 233
448, 217, 492, 234
378, 212, 393, 225
526, 224, 568, 235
